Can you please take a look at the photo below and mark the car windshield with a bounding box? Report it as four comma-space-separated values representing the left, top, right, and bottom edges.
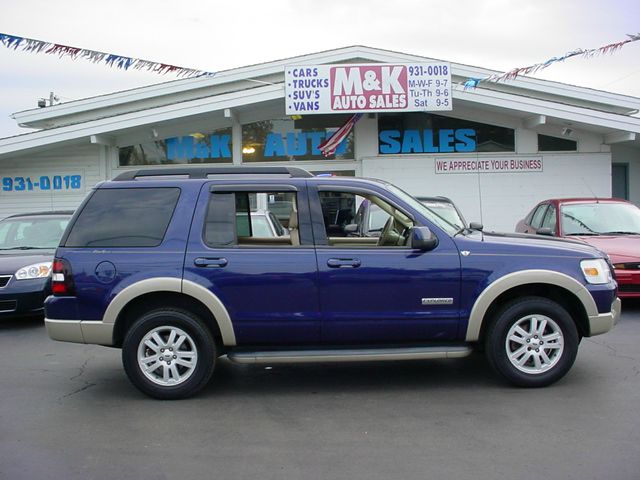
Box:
561, 202, 640, 235
419, 201, 465, 229
385, 185, 459, 235
0, 216, 70, 249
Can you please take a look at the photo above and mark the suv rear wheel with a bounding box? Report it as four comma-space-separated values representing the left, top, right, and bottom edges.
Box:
485, 297, 579, 387
122, 308, 216, 399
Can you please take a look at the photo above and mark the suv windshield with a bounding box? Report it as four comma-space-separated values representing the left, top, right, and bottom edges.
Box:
561, 202, 640, 235
386, 185, 458, 235
0, 215, 70, 249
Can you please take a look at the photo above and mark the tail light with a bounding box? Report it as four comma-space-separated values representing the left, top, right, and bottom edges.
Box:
52, 258, 76, 296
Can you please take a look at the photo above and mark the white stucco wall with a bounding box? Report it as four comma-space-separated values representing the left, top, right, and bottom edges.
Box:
0, 144, 106, 219
611, 144, 640, 206
362, 152, 612, 232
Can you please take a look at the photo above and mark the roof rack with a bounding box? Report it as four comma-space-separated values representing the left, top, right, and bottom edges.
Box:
113, 166, 314, 181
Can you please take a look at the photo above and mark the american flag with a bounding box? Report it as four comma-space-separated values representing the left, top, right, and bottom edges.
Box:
318, 113, 363, 157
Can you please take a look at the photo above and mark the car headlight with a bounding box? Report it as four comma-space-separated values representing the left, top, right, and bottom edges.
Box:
580, 259, 612, 285
15, 262, 52, 280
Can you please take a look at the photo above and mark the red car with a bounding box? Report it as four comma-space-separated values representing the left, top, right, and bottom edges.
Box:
516, 198, 640, 298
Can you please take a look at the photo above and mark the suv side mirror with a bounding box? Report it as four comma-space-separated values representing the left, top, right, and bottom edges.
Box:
536, 227, 553, 236
411, 226, 438, 251
469, 222, 483, 231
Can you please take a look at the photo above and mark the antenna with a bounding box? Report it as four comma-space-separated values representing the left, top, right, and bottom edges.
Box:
581, 177, 599, 201
37, 92, 60, 108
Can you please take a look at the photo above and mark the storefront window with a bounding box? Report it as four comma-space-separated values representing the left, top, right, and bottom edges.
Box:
538, 134, 577, 152
119, 127, 233, 166
242, 115, 355, 162
378, 113, 515, 154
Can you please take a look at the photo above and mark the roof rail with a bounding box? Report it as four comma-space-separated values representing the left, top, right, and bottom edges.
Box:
113, 166, 314, 181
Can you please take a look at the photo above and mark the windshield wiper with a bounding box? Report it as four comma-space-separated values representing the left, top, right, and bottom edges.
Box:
0, 246, 47, 250
600, 231, 640, 235
562, 213, 598, 234
565, 232, 600, 236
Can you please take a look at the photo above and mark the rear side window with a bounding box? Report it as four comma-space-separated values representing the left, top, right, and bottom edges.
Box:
529, 204, 548, 229
65, 188, 180, 247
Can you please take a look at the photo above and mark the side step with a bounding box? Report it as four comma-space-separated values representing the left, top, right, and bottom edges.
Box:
226, 345, 473, 365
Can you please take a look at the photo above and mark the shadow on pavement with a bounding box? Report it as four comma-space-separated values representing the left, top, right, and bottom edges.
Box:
0, 315, 44, 331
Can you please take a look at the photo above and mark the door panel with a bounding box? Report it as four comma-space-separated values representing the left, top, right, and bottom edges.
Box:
184, 182, 321, 345
316, 247, 461, 343
312, 186, 461, 344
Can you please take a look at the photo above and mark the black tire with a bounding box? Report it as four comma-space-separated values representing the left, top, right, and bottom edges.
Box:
122, 308, 216, 400
485, 297, 579, 387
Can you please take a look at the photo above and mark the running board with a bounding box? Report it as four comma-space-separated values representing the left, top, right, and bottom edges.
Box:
226, 345, 473, 365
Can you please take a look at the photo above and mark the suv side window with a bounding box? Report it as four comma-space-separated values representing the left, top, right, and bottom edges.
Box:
65, 188, 180, 247
318, 191, 413, 247
204, 191, 295, 247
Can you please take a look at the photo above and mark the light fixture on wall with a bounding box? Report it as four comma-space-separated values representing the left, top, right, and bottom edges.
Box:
151, 128, 159, 139
561, 127, 573, 137
242, 146, 256, 154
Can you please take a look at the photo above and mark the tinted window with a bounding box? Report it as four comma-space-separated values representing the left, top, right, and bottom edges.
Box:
378, 112, 515, 153
119, 127, 233, 166
65, 188, 180, 247
242, 115, 355, 162
204, 192, 294, 247
538, 134, 576, 152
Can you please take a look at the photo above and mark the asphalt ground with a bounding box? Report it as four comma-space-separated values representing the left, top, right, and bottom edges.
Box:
1, 302, 639, 480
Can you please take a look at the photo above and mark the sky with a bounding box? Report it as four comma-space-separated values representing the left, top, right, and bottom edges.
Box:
0, 0, 639, 139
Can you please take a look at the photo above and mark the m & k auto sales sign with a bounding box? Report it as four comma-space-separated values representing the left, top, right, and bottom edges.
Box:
285, 63, 452, 115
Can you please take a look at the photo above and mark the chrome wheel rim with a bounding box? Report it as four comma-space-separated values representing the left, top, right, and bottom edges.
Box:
505, 314, 564, 374
137, 326, 198, 386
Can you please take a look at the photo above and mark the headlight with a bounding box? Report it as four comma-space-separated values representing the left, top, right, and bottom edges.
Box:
15, 262, 52, 280
580, 259, 612, 285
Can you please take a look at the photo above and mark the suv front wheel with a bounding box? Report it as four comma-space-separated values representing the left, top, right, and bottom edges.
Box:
122, 308, 216, 399
485, 297, 579, 387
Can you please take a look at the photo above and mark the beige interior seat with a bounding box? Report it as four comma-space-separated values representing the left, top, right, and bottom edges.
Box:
289, 208, 300, 246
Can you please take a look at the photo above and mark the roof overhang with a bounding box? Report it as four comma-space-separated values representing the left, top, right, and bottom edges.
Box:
2, 46, 640, 159
11, 45, 640, 129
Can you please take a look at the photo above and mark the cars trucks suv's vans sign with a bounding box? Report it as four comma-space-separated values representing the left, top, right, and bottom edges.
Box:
285, 63, 452, 115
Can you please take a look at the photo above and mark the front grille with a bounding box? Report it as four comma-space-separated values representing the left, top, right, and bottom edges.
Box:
0, 300, 17, 312
616, 263, 640, 271
0, 275, 11, 288
618, 285, 640, 293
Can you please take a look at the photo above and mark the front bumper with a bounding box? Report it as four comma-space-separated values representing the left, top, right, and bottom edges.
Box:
588, 297, 621, 336
0, 277, 49, 319
45, 318, 114, 345
615, 269, 640, 298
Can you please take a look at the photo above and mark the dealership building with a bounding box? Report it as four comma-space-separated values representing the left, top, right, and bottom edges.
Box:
1, 46, 639, 231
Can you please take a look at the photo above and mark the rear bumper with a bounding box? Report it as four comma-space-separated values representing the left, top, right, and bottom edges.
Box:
588, 297, 621, 336
45, 318, 114, 345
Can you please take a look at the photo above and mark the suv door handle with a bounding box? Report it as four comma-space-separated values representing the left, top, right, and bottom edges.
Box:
327, 258, 361, 268
194, 257, 228, 268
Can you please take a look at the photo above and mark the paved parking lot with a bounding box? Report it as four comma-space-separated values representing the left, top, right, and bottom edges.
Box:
1, 302, 639, 480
